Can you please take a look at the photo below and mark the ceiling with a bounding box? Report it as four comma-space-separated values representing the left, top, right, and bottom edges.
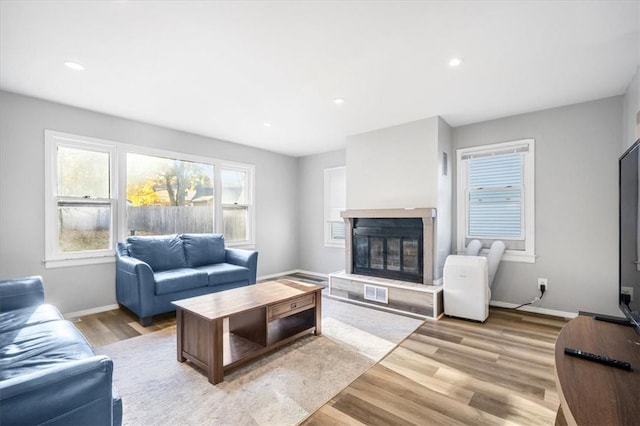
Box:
1, 1, 638, 157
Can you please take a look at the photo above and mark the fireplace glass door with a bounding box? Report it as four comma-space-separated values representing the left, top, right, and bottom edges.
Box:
352, 218, 423, 283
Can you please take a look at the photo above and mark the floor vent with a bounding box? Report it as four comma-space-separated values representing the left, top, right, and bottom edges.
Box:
364, 284, 388, 304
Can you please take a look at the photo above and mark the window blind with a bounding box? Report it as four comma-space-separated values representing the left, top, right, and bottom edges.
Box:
467, 153, 523, 239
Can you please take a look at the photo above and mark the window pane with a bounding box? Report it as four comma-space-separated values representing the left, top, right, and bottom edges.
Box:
468, 153, 522, 188
467, 153, 523, 239
58, 203, 111, 252
469, 189, 522, 238
222, 169, 247, 204
330, 221, 346, 240
58, 146, 110, 198
126, 153, 214, 236
223, 205, 247, 241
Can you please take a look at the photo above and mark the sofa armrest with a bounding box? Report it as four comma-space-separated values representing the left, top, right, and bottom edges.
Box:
0, 356, 117, 426
0, 276, 45, 312
225, 248, 259, 284
115, 251, 156, 319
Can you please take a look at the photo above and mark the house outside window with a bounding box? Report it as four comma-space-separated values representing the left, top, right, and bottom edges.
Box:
456, 139, 535, 263
324, 166, 346, 247
45, 130, 255, 268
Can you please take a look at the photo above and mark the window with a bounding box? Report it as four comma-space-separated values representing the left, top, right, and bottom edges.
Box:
45, 132, 116, 265
456, 139, 535, 263
324, 166, 346, 247
45, 130, 255, 267
221, 167, 252, 243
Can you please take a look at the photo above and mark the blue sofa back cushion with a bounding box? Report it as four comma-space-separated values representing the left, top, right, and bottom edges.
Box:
181, 233, 226, 267
127, 235, 187, 272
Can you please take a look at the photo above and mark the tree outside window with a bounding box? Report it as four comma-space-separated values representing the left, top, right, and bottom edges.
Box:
126, 153, 214, 236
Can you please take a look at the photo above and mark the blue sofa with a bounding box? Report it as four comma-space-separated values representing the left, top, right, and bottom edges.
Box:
116, 233, 258, 326
0, 276, 122, 426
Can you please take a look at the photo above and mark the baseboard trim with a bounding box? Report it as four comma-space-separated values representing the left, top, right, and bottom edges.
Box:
295, 270, 330, 279
64, 304, 119, 319
258, 269, 332, 281
257, 270, 300, 281
489, 300, 578, 319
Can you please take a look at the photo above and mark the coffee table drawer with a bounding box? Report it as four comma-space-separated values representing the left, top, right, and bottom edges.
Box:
268, 294, 315, 321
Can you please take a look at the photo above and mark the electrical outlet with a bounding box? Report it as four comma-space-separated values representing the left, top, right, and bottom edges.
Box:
621, 286, 633, 301
538, 278, 548, 290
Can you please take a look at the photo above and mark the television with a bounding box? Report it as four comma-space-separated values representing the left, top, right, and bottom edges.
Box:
619, 138, 640, 335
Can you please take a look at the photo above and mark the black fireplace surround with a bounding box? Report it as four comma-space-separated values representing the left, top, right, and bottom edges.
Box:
352, 218, 424, 283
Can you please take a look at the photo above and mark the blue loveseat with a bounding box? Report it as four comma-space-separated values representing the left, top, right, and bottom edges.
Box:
0, 276, 122, 426
116, 233, 258, 326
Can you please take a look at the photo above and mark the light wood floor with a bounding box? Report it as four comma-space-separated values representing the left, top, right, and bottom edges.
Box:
303, 308, 568, 426
72, 277, 568, 425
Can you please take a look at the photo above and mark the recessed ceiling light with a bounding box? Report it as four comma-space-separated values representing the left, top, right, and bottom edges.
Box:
333, 98, 345, 105
263, 122, 271, 127
64, 61, 85, 71
448, 58, 462, 67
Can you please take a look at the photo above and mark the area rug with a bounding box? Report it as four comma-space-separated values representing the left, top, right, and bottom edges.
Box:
96, 293, 423, 426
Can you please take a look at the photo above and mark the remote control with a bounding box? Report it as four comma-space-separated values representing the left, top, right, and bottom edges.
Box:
564, 347, 632, 371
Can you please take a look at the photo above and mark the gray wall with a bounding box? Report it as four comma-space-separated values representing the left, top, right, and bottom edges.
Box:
623, 66, 640, 150
296, 150, 346, 274
0, 91, 298, 314
436, 118, 453, 280
452, 96, 623, 316
346, 117, 439, 209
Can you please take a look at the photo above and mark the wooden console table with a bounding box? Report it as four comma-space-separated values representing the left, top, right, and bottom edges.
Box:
173, 279, 323, 384
554, 315, 640, 425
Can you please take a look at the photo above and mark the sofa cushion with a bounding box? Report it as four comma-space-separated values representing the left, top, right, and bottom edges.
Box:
154, 269, 208, 295
181, 233, 226, 267
127, 235, 187, 272
0, 304, 63, 333
0, 320, 94, 381
196, 263, 249, 286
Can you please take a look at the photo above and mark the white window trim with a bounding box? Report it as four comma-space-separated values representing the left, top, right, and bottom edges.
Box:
44, 131, 118, 268
456, 139, 535, 263
45, 130, 255, 268
219, 162, 256, 247
324, 166, 346, 248
118, 146, 254, 247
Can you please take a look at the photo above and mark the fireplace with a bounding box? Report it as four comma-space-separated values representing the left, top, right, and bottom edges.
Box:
342, 208, 436, 285
352, 218, 423, 283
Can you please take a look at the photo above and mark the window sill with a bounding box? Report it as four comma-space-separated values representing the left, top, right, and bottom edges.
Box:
455, 249, 535, 264
44, 255, 115, 269
227, 242, 256, 250
324, 241, 345, 249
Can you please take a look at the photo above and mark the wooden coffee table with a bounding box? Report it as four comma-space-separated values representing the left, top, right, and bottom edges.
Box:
172, 279, 323, 384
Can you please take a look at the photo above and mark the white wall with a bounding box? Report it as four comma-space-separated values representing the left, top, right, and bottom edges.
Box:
297, 150, 346, 274
0, 91, 298, 314
346, 117, 439, 209
452, 96, 623, 316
